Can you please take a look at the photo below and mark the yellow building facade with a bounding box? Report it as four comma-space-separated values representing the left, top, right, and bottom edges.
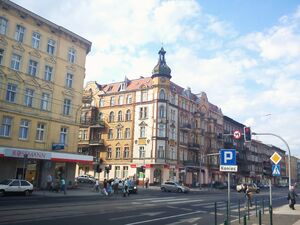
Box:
0, 0, 92, 187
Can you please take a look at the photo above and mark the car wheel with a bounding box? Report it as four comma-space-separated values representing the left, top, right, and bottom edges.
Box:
177, 188, 183, 193
161, 187, 166, 192
0, 190, 4, 197
24, 190, 30, 196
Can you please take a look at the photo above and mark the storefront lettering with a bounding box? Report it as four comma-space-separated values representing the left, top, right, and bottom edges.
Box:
5, 149, 51, 160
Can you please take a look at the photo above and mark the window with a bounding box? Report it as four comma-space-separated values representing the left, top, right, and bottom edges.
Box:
159, 89, 165, 99
107, 148, 112, 159
63, 99, 71, 115
0, 49, 4, 65
158, 146, 165, 158
99, 98, 104, 107
171, 127, 176, 139
139, 107, 148, 119
44, 65, 53, 81
110, 96, 115, 106
141, 90, 148, 102
40, 93, 50, 111
116, 147, 121, 159
66, 73, 73, 88
108, 129, 113, 139
0, 116, 12, 137
123, 166, 128, 178
19, 119, 29, 140
118, 95, 124, 105
68, 48, 76, 63
24, 88, 34, 107
171, 109, 175, 121
171, 94, 176, 104
118, 111, 122, 121
28, 59, 38, 76
60, 127, 68, 144
0, 17, 8, 35
36, 123, 45, 141
98, 112, 103, 121
10, 53, 21, 71
32, 32, 40, 49
124, 147, 129, 159
47, 39, 56, 55
125, 109, 131, 121
126, 94, 132, 104
125, 128, 130, 139
6, 83, 17, 103
159, 105, 165, 118
115, 166, 120, 178
158, 124, 165, 137
139, 146, 145, 158
117, 128, 122, 139
140, 126, 146, 138
109, 112, 114, 122
15, 25, 25, 42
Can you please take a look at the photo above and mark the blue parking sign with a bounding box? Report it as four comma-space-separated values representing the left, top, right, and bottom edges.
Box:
220, 149, 236, 166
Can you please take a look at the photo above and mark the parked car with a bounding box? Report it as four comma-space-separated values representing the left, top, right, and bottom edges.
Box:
0, 179, 33, 196
236, 183, 260, 193
75, 175, 96, 183
161, 181, 190, 193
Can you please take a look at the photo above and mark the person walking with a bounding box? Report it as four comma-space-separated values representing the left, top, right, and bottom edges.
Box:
60, 177, 66, 195
94, 180, 99, 192
288, 185, 298, 210
243, 184, 253, 208
145, 177, 149, 188
46, 174, 53, 191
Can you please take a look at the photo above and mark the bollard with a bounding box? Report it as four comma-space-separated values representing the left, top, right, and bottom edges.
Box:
262, 198, 265, 214
247, 199, 250, 220
255, 199, 258, 217
259, 209, 262, 225
226, 200, 229, 223
269, 205, 273, 225
224, 219, 228, 225
243, 214, 247, 225
238, 200, 241, 224
215, 202, 217, 225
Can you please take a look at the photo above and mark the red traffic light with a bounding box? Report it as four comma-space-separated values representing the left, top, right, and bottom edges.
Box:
244, 126, 252, 142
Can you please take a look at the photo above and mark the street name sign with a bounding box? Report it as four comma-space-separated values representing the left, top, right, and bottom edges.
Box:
220, 149, 237, 172
270, 152, 282, 164
272, 164, 281, 176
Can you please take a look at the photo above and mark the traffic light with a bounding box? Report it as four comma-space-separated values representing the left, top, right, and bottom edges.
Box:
244, 127, 252, 142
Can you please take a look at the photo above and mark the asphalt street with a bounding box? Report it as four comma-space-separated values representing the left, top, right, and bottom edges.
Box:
0, 187, 289, 225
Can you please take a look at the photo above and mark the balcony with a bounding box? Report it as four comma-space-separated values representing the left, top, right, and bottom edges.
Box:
80, 118, 105, 127
89, 139, 104, 146
183, 160, 198, 167
188, 143, 200, 150
180, 123, 192, 131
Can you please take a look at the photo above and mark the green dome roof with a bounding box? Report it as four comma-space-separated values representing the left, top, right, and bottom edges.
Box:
151, 47, 171, 79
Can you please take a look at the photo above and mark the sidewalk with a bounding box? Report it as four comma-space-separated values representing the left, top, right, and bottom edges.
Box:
230, 204, 300, 225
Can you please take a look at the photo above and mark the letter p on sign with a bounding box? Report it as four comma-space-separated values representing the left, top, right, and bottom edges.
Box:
224, 152, 233, 163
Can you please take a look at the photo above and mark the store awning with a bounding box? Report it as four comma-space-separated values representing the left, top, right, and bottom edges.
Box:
0, 147, 93, 164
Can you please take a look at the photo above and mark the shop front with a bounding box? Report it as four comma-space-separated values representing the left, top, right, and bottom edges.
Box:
0, 147, 93, 188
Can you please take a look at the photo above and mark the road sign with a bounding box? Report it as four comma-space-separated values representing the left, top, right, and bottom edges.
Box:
270, 152, 282, 164
272, 164, 281, 176
220, 149, 237, 172
233, 130, 241, 139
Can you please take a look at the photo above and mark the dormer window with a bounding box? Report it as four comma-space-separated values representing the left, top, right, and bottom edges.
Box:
118, 83, 126, 92
159, 89, 165, 100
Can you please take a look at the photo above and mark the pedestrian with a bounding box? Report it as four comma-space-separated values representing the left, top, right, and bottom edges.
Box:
123, 179, 129, 197
102, 179, 108, 196
46, 174, 53, 191
288, 185, 298, 210
94, 180, 99, 192
113, 178, 119, 195
60, 177, 66, 195
145, 177, 149, 188
243, 184, 253, 208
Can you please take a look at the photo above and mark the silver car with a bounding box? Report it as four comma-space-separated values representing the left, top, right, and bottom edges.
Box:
161, 181, 189, 193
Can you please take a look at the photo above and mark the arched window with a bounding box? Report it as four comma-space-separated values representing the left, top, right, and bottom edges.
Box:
159, 89, 165, 100
159, 105, 165, 118
109, 111, 114, 122
98, 112, 103, 121
80, 112, 88, 123
125, 109, 131, 121
118, 111, 122, 121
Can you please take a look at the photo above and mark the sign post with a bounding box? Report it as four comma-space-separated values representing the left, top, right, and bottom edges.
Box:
220, 149, 238, 225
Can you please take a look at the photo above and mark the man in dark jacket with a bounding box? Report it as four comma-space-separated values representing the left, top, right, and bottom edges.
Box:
288, 185, 298, 210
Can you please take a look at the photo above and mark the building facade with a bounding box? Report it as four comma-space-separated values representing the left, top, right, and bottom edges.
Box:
0, 0, 92, 187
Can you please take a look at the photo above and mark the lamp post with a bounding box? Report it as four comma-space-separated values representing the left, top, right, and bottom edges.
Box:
252, 132, 292, 189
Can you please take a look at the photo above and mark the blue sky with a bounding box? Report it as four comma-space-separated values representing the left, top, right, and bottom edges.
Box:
14, 0, 300, 156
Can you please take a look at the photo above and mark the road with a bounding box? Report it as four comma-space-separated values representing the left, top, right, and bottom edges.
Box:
0, 187, 288, 225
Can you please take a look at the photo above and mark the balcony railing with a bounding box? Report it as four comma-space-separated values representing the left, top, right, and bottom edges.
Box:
89, 139, 104, 145
188, 143, 200, 149
180, 123, 192, 130
80, 118, 105, 127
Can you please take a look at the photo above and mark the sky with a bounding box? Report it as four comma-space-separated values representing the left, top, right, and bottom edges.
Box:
13, 0, 300, 156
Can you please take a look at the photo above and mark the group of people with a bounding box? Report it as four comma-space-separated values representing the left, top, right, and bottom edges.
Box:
94, 178, 134, 197
46, 174, 66, 195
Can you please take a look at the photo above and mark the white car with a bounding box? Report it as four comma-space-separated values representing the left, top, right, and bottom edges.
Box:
0, 179, 33, 196
161, 181, 190, 193
75, 175, 96, 183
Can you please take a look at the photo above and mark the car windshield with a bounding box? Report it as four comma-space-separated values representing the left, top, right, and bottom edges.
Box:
0, 179, 12, 185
